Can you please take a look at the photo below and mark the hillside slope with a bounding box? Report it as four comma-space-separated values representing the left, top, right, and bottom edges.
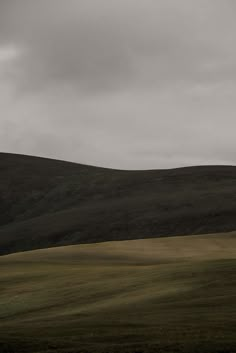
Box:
1, 152, 236, 254
0, 233, 235, 353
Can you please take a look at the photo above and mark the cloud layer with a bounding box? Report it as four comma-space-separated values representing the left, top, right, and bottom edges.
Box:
0, 0, 236, 169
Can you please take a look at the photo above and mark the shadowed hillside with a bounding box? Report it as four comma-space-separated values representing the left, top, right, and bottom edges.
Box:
0, 152, 236, 255
0, 233, 235, 353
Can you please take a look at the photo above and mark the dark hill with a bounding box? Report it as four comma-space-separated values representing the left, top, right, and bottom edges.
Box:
0, 152, 236, 255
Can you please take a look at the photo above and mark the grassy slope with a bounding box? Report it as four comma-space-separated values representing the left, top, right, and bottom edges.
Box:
1, 152, 236, 255
0, 232, 235, 353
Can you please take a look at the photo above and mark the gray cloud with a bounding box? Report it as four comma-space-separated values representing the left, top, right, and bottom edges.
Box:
0, 0, 236, 168
1, 0, 236, 91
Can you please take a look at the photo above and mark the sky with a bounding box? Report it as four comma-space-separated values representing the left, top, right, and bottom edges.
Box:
0, 0, 236, 169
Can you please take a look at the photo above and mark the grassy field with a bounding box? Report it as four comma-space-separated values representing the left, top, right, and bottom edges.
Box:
0, 232, 236, 353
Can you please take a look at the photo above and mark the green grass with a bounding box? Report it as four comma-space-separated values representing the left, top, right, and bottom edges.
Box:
0, 232, 236, 353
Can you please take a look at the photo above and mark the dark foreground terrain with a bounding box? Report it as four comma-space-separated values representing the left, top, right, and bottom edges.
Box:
1, 153, 236, 255
0, 232, 235, 353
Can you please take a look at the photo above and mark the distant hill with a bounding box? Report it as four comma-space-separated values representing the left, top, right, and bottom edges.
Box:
0, 152, 236, 255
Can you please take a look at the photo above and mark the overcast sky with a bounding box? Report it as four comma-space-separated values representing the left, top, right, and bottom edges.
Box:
0, 0, 236, 169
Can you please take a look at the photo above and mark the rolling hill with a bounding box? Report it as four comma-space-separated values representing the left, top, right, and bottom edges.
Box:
0, 232, 235, 353
1, 152, 236, 255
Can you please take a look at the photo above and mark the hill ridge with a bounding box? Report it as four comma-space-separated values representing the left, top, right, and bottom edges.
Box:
1, 151, 235, 171
0, 152, 236, 255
